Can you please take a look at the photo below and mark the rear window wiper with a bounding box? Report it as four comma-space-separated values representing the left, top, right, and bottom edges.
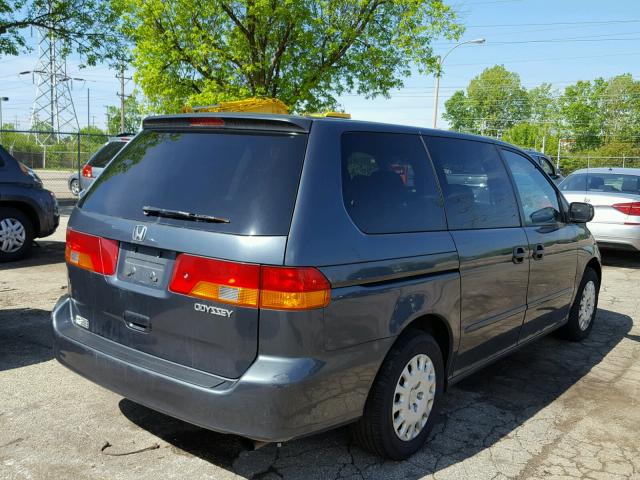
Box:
143, 206, 230, 224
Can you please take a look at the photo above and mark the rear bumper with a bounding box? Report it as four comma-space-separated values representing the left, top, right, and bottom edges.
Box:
52, 295, 390, 442
588, 222, 640, 251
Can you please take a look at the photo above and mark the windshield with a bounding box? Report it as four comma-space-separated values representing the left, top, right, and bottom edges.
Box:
78, 130, 308, 236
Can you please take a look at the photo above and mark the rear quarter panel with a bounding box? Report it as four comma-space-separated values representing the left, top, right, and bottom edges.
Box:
286, 121, 461, 364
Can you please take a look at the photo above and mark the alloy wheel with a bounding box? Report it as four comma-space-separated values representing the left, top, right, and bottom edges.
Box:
0, 218, 27, 253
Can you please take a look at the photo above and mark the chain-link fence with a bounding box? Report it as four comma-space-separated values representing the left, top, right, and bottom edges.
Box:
558, 156, 640, 174
1, 129, 109, 202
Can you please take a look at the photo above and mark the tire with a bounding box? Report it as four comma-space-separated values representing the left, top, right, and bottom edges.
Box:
0, 207, 34, 262
351, 331, 444, 460
558, 267, 599, 341
70, 179, 80, 196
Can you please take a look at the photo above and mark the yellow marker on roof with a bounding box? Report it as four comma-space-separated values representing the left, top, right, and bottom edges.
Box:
307, 111, 351, 119
184, 97, 289, 115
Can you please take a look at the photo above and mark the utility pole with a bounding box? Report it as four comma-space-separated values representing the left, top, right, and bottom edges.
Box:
117, 66, 132, 134
87, 88, 90, 129
0, 97, 8, 144
556, 138, 562, 169
25, 0, 80, 144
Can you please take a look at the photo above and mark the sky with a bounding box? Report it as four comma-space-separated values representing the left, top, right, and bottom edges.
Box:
0, 0, 639, 131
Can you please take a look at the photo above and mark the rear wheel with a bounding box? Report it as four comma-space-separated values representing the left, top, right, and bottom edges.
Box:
559, 267, 599, 341
70, 178, 80, 196
351, 331, 444, 460
0, 207, 34, 262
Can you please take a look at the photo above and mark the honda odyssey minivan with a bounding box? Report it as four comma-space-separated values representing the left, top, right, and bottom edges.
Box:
52, 113, 601, 460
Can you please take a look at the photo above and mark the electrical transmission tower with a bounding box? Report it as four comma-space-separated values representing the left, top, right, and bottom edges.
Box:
28, 12, 79, 145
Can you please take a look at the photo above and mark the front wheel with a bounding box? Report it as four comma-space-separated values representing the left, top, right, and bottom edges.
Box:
559, 267, 600, 341
0, 207, 34, 262
350, 331, 444, 460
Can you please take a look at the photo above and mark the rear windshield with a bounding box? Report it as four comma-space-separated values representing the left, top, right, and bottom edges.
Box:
560, 173, 640, 195
79, 130, 308, 236
88, 141, 127, 167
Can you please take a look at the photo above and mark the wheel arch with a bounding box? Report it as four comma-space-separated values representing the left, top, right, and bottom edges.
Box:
395, 313, 454, 389
0, 201, 40, 234
585, 257, 601, 284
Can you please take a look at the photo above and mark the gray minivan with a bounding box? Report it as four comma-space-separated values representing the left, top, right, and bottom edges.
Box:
52, 114, 601, 460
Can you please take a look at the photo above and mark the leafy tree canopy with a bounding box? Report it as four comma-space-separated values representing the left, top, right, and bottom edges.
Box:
557, 78, 607, 151
442, 65, 530, 136
115, 0, 463, 112
106, 95, 142, 134
0, 0, 128, 64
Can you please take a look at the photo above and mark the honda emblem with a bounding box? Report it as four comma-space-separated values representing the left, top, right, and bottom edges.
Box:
132, 225, 147, 242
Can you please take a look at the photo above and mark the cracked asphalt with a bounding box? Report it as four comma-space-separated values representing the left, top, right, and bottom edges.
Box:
1, 213, 639, 480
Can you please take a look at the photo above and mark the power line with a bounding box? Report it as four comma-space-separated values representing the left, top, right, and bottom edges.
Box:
466, 19, 640, 28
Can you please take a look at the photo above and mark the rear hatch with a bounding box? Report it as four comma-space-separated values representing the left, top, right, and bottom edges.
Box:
68, 115, 311, 379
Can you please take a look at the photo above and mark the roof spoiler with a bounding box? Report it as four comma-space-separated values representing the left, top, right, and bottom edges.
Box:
143, 113, 310, 134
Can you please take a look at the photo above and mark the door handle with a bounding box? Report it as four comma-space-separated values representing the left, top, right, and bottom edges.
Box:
124, 310, 151, 333
533, 244, 545, 260
512, 246, 527, 264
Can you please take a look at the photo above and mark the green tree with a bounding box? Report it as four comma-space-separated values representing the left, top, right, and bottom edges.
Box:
557, 78, 607, 151
443, 65, 530, 136
105, 95, 142, 134
528, 83, 558, 129
115, 0, 463, 112
0, 0, 127, 64
600, 74, 640, 146
502, 123, 559, 155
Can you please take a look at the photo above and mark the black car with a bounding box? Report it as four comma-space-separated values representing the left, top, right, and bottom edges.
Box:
0, 145, 59, 261
53, 114, 599, 459
524, 149, 564, 184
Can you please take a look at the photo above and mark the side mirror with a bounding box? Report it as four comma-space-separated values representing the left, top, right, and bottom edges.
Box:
569, 202, 594, 223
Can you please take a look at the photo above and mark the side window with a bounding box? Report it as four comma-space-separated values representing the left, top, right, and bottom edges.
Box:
559, 174, 587, 192
341, 132, 446, 234
502, 149, 562, 225
540, 158, 555, 176
424, 136, 520, 230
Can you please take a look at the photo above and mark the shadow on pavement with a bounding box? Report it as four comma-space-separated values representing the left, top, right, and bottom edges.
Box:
0, 239, 66, 271
600, 249, 640, 268
0, 308, 53, 371
119, 307, 632, 479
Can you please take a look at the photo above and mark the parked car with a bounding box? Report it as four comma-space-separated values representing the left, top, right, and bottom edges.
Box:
524, 149, 564, 184
560, 167, 640, 252
68, 172, 80, 196
52, 114, 600, 460
68, 135, 132, 195
0, 145, 59, 261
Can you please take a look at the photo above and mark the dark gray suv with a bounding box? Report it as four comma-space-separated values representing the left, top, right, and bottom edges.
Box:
52, 114, 600, 459
0, 145, 59, 261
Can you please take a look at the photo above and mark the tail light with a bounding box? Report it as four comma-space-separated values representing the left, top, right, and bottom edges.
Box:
82, 164, 93, 178
260, 266, 331, 310
170, 255, 260, 307
189, 117, 225, 127
65, 229, 119, 275
612, 202, 640, 216
169, 254, 331, 310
